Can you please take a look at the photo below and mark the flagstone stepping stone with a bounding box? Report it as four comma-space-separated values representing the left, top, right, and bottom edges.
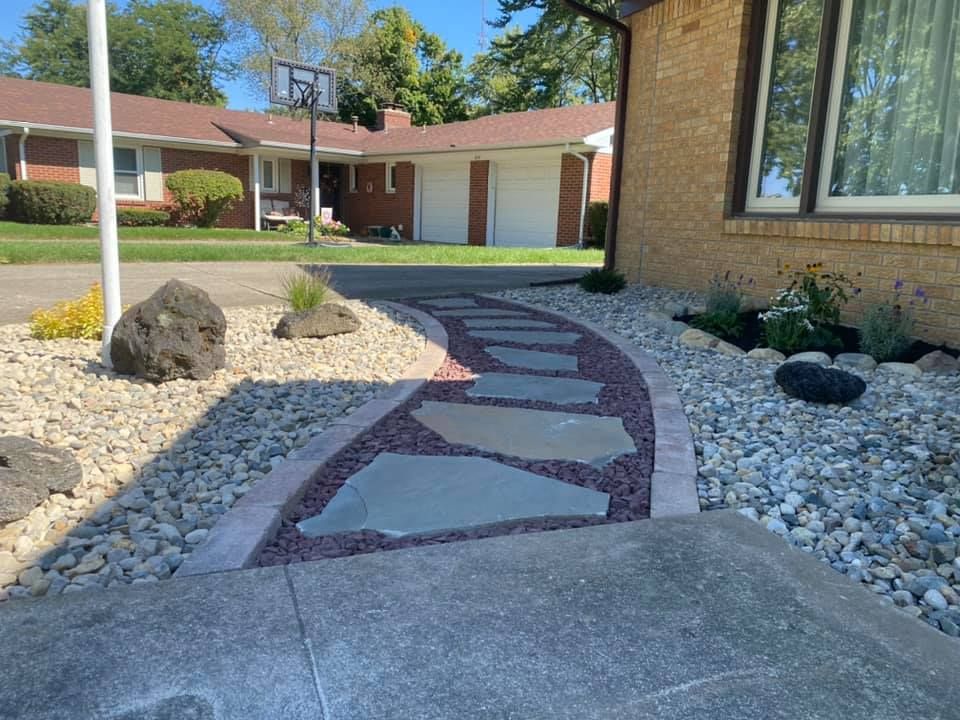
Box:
468, 372, 604, 404
462, 318, 556, 329
419, 297, 478, 308
432, 309, 531, 318
411, 401, 636, 467
295, 453, 609, 538
468, 330, 581, 345
485, 346, 578, 372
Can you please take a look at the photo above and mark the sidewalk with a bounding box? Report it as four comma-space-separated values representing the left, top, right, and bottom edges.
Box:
1, 511, 957, 720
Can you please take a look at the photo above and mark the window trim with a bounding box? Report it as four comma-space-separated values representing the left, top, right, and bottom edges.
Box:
348, 164, 358, 192
113, 145, 143, 201
261, 158, 277, 193
385, 162, 397, 193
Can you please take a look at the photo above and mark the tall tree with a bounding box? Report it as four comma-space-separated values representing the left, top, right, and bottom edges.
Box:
221, 0, 368, 104
336, 7, 468, 127
3, 0, 231, 105
469, 0, 619, 113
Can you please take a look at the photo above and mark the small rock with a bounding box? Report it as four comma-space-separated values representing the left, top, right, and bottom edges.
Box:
785, 351, 832, 366
876, 362, 923, 377
747, 348, 786, 363
833, 353, 877, 372
923, 588, 949, 611
184, 528, 209, 545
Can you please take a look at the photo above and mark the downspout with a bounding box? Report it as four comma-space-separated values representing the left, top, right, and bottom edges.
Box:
566, 143, 590, 249
19, 127, 29, 180
560, 0, 630, 272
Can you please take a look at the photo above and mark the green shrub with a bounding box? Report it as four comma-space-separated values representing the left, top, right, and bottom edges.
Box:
165, 170, 243, 228
579, 268, 626, 294
587, 201, 608, 248
282, 268, 330, 312
760, 290, 813, 354
858, 281, 924, 361
116, 207, 170, 226
691, 271, 753, 339
9, 180, 96, 224
30, 283, 105, 340
691, 311, 742, 340
0, 173, 10, 219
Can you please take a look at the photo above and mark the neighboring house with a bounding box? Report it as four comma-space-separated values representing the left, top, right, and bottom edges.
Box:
616, 0, 960, 345
0, 77, 613, 247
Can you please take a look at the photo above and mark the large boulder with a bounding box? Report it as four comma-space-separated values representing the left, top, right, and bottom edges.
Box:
0, 437, 82, 524
274, 303, 360, 339
774, 361, 866, 404
111, 280, 226, 382
915, 350, 959, 375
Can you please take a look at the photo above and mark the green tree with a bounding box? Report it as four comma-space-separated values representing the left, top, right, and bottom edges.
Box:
468, 0, 619, 114
337, 7, 468, 127
3, 0, 230, 105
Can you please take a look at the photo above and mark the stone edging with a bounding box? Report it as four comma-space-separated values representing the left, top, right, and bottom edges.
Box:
481, 295, 699, 519
175, 301, 449, 578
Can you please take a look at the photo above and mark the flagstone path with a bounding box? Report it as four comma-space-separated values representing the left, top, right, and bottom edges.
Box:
259, 295, 660, 566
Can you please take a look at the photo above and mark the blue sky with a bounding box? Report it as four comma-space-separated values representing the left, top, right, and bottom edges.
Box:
1, 0, 536, 109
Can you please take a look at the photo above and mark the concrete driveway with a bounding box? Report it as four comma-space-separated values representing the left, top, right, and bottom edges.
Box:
0, 262, 592, 324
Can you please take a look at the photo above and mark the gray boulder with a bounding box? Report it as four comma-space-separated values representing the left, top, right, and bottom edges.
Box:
915, 350, 959, 375
774, 361, 866, 404
274, 303, 360, 339
0, 437, 82, 524
111, 280, 226, 382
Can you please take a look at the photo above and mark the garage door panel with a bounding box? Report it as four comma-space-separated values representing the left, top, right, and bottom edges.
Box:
493, 159, 561, 248
420, 164, 469, 244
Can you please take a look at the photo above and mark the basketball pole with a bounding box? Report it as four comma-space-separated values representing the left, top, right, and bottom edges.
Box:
307, 88, 318, 247
87, 0, 122, 367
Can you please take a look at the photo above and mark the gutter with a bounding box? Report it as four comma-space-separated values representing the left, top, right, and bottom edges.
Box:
559, 0, 631, 271
566, 143, 590, 249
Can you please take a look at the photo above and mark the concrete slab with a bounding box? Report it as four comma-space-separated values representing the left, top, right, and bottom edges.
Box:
485, 345, 579, 372
469, 329, 581, 345
289, 511, 960, 720
296, 453, 609, 538
468, 372, 604, 404
461, 318, 556, 329
411, 401, 636, 466
420, 297, 479, 308
432, 308, 532, 317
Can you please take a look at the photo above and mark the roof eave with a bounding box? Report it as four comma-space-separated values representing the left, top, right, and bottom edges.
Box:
0, 120, 242, 148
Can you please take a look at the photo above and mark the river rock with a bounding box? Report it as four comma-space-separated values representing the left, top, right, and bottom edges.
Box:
915, 350, 959, 375
0, 437, 82, 524
747, 348, 786, 362
110, 279, 226, 382
274, 303, 360, 339
679, 328, 745, 357
774, 361, 867, 404
834, 353, 877, 372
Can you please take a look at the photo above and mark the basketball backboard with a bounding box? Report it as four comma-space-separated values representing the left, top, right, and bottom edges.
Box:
270, 58, 337, 114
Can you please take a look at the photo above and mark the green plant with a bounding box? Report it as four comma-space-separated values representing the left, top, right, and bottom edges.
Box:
760, 289, 813, 354
30, 283, 106, 339
782, 262, 855, 327
280, 219, 308, 237
691, 311, 742, 340
165, 170, 243, 228
859, 280, 925, 361
9, 180, 96, 224
691, 271, 754, 339
579, 268, 626, 294
116, 208, 171, 227
587, 201, 608, 248
282, 268, 330, 312
0, 173, 10, 219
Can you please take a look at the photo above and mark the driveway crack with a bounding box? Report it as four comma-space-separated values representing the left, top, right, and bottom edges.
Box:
284, 564, 332, 719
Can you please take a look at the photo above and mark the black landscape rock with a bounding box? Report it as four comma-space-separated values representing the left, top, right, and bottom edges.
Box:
774, 361, 866, 404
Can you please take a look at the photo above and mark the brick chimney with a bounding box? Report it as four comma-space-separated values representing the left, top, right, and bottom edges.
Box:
375, 103, 411, 132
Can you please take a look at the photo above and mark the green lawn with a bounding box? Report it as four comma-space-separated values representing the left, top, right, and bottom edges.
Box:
0, 239, 603, 265
0, 221, 290, 242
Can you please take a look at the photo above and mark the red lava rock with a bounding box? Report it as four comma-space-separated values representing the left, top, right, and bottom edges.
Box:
258, 296, 654, 567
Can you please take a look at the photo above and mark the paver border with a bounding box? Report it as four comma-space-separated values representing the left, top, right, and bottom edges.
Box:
175, 301, 449, 578
480, 294, 699, 519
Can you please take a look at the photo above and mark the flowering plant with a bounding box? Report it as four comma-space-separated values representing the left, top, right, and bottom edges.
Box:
319, 218, 351, 237
858, 279, 926, 361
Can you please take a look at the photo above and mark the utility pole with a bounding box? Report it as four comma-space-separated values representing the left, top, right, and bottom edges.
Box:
87, 0, 122, 366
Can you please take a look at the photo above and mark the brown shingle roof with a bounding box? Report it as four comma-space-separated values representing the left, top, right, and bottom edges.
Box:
0, 77, 613, 155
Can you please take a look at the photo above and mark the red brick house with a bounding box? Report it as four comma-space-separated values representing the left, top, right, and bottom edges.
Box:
613, 0, 960, 344
0, 77, 613, 247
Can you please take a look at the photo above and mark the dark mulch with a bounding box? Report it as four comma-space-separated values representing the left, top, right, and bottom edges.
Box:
258, 296, 655, 567
680, 310, 959, 362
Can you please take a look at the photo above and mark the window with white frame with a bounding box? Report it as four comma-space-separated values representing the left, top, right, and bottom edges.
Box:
261, 158, 276, 192
386, 162, 397, 193
348, 164, 358, 192
745, 0, 960, 215
0, 138, 7, 175
114, 147, 141, 199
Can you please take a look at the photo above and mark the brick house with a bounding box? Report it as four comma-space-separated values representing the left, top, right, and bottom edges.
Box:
0, 77, 614, 248
615, 0, 960, 345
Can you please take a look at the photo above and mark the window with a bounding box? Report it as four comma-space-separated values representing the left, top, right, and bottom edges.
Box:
113, 147, 141, 198
744, 0, 960, 216
386, 162, 397, 193
261, 159, 276, 192
348, 164, 358, 192
0, 138, 7, 175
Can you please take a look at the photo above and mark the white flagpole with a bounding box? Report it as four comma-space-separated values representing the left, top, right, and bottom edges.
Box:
87, 0, 122, 367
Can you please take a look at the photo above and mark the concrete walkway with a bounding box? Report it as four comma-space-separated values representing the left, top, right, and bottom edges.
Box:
0, 262, 590, 324
1, 512, 957, 719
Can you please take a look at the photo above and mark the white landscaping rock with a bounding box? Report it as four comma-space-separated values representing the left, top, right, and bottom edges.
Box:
785, 351, 832, 366
746, 348, 786, 363
679, 329, 746, 357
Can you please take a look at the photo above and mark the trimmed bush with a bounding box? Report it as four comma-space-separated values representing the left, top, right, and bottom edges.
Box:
579, 268, 626, 294
116, 208, 171, 226
30, 283, 106, 340
165, 170, 243, 228
0, 173, 10, 219
587, 201, 608, 248
9, 180, 96, 224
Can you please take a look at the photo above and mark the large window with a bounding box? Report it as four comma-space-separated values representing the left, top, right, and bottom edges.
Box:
114, 147, 141, 198
745, 0, 960, 215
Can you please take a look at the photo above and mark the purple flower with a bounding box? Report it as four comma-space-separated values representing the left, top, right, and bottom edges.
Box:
894, 279, 904, 290
914, 287, 926, 298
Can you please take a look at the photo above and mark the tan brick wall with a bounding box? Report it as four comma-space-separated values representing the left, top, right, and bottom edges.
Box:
617, 0, 960, 345
468, 160, 489, 246
341, 161, 414, 239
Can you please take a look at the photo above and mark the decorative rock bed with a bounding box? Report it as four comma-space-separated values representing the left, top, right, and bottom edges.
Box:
497, 283, 960, 638
0, 302, 425, 600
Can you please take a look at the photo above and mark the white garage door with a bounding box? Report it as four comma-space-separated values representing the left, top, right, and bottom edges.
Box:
493, 158, 561, 247
419, 163, 469, 244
